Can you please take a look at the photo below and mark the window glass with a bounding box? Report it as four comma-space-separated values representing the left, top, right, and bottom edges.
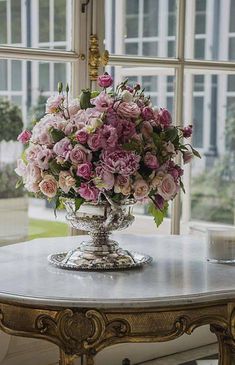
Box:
54, 63, 67, 90
11, 0, 21, 44
105, 0, 177, 57
0, 60, 8, 91
0, 1, 7, 44
229, 0, 235, 32
229, 38, 235, 61
54, 0, 67, 42
192, 97, 204, 148
194, 39, 205, 59
11, 61, 22, 91
39, 0, 50, 43
39, 63, 50, 92
228, 75, 235, 92
194, 75, 205, 91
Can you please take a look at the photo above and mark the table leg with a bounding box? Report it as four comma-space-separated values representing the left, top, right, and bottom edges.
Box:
59, 349, 76, 365
211, 325, 235, 365
86, 354, 95, 365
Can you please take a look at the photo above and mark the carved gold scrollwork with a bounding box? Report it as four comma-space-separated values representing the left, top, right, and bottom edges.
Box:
88, 34, 109, 81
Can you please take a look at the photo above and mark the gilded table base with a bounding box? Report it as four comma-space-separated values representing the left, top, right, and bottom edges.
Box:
0, 301, 235, 364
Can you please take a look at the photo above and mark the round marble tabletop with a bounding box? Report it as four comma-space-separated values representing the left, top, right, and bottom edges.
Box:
0, 234, 235, 308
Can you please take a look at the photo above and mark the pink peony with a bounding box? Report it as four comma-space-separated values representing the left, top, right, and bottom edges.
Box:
183, 150, 194, 164
101, 149, 140, 176
158, 174, 177, 200
94, 166, 114, 190
144, 152, 159, 170
116, 102, 141, 119
76, 129, 89, 144
36, 147, 53, 170
17, 130, 31, 144
46, 95, 64, 114
70, 145, 91, 165
26, 144, 44, 163
87, 132, 103, 151
141, 107, 154, 121
133, 179, 149, 200
39, 175, 58, 198
26, 163, 41, 182
53, 137, 73, 160
98, 73, 113, 88
90, 92, 113, 112
78, 183, 100, 202
76, 162, 93, 180
59, 171, 76, 193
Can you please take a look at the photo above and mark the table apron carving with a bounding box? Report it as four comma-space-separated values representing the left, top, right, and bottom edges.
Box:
0, 301, 234, 364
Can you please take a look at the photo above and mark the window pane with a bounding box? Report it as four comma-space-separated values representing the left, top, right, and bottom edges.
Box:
186, 0, 235, 61
228, 75, 235, 92
0, 1, 7, 44
39, 63, 50, 92
11, 0, 21, 44
105, 0, 177, 57
54, 0, 66, 42
143, 0, 158, 37
194, 75, 205, 91
193, 97, 204, 148
11, 61, 22, 91
54, 63, 67, 90
39, 0, 50, 43
0, 60, 8, 90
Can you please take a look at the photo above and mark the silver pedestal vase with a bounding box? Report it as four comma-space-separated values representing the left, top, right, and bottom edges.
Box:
48, 199, 152, 270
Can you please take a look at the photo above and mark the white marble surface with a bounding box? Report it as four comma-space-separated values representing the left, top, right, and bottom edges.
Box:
0, 234, 235, 308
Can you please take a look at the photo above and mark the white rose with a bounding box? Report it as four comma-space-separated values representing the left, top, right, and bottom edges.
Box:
121, 90, 133, 103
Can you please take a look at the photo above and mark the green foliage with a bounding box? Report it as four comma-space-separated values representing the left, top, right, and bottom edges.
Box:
0, 164, 24, 198
75, 197, 85, 211
49, 127, 65, 142
148, 202, 169, 227
0, 99, 23, 141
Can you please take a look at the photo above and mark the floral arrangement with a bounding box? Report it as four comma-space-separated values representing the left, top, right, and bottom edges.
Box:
16, 73, 199, 226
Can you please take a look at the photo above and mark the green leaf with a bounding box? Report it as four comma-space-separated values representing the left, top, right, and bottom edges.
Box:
180, 180, 186, 194
149, 202, 168, 227
50, 128, 65, 143
191, 147, 201, 159
123, 140, 141, 153
164, 127, 178, 142
75, 197, 85, 211
91, 90, 100, 98
15, 179, 23, 189
152, 132, 161, 146
49, 160, 62, 175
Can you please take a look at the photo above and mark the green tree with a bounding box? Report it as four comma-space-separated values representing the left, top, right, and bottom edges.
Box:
0, 99, 23, 141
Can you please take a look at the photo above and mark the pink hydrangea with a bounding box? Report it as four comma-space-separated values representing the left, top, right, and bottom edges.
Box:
101, 149, 140, 176
78, 183, 100, 202
17, 130, 31, 144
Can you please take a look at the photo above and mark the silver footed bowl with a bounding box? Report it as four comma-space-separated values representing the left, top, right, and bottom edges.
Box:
48, 199, 152, 271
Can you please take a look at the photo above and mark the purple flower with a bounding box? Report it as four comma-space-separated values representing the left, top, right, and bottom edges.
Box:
98, 73, 113, 88
90, 92, 113, 112
87, 131, 103, 151
154, 194, 165, 211
141, 107, 154, 121
95, 165, 115, 190
76, 129, 89, 144
157, 108, 172, 128
101, 148, 140, 176
102, 124, 118, 149
182, 125, 193, 138
144, 152, 159, 170
70, 145, 91, 164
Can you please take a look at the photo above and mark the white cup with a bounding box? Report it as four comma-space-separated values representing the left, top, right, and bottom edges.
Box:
207, 227, 235, 263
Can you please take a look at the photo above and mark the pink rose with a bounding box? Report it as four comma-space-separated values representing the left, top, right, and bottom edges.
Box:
76, 162, 93, 180
26, 144, 43, 163
141, 107, 154, 121
72, 110, 88, 125
46, 95, 64, 114
183, 150, 194, 164
182, 125, 193, 138
141, 121, 153, 139
98, 73, 113, 88
133, 179, 149, 200
95, 166, 114, 190
70, 145, 91, 164
59, 171, 76, 193
78, 183, 100, 202
101, 149, 140, 176
39, 175, 58, 198
114, 175, 131, 195
87, 132, 103, 151
26, 163, 41, 182
76, 130, 89, 144
64, 122, 74, 135
116, 102, 141, 119
90, 92, 113, 112
156, 108, 172, 128
144, 152, 159, 170
17, 130, 31, 144
53, 137, 73, 160
158, 174, 177, 200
